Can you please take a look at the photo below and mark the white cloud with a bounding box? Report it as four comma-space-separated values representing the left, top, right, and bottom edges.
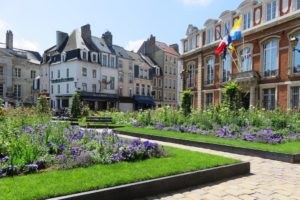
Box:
0, 19, 40, 52
125, 39, 144, 52
181, 0, 213, 6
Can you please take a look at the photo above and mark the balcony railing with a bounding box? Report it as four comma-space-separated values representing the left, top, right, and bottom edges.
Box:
230, 70, 260, 81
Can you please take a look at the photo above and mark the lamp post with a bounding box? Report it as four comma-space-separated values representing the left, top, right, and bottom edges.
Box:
290, 36, 300, 53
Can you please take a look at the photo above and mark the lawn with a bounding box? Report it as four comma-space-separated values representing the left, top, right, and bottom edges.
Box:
0, 147, 238, 200
115, 127, 300, 154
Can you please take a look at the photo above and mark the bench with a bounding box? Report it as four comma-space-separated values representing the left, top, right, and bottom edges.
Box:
86, 116, 112, 126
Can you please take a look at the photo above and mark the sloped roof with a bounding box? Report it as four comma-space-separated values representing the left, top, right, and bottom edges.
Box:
155, 41, 179, 56
63, 29, 89, 52
0, 45, 41, 62
112, 45, 131, 59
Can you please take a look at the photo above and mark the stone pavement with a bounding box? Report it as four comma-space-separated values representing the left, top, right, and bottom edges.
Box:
121, 136, 300, 200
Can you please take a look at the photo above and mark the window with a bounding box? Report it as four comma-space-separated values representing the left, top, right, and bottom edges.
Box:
102, 75, 107, 89
144, 70, 148, 79
240, 47, 252, 72
222, 54, 231, 82
184, 40, 188, 52
291, 86, 300, 109
51, 71, 53, 79
57, 70, 60, 78
92, 53, 97, 62
147, 85, 151, 96
14, 68, 21, 77
164, 66, 168, 74
0, 66, 3, 75
102, 55, 108, 66
224, 21, 231, 35
173, 93, 176, 100
298, 0, 300, 9
110, 77, 115, 90
128, 73, 133, 83
243, 11, 251, 30
82, 83, 87, 91
141, 84, 145, 95
82, 51, 87, 60
206, 57, 214, 85
62, 99, 69, 108
164, 79, 168, 88
196, 34, 201, 47
206, 93, 213, 107
165, 55, 168, 61
206, 28, 214, 44
158, 79, 162, 88
169, 67, 172, 74
153, 78, 157, 87
92, 70, 97, 78
119, 72, 124, 82
31, 70, 36, 79
61, 53, 66, 62
129, 88, 132, 97
158, 90, 162, 99
110, 57, 115, 68
51, 85, 53, 94
0, 84, 3, 96
187, 63, 195, 87
66, 84, 69, 93
292, 34, 300, 73
173, 80, 176, 89
263, 88, 275, 110
129, 61, 133, 70
14, 85, 21, 97
263, 40, 279, 77
82, 67, 87, 77
118, 59, 123, 68
136, 84, 140, 95
169, 79, 172, 88
57, 84, 60, 94
66, 68, 69, 78
92, 84, 96, 93
267, 0, 277, 21
189, 35, 196, 50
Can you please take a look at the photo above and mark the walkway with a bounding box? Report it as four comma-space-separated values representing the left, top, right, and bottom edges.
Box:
117, 135, 300, 200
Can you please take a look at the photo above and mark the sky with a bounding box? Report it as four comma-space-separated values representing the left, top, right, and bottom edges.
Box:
0, 0, 241, 54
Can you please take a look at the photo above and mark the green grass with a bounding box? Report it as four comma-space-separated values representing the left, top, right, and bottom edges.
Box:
0, 147, 238, 200
115, 127, 300, 154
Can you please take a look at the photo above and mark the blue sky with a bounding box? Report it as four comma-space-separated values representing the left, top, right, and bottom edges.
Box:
0, 0, 241, 53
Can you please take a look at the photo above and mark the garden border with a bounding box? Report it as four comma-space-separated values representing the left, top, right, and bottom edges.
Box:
48, 162, 250, 200
116, 130, 300, 163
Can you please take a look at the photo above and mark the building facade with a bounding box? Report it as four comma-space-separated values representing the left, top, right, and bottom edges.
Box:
0, 30, 41, 106
181, 0, 300, 110
139, 35, 180, 108
41, 25, 119, 111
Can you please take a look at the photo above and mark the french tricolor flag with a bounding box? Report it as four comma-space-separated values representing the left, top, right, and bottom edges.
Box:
215, 35, 232, 55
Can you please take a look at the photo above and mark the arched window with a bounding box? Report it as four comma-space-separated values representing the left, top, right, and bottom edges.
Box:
206, 57, 214, 85
263, 39, 279, 77
187, 62, 195, 88
222, 54, 231, 82
292, 34, 300, 73
240, 47, 252, 72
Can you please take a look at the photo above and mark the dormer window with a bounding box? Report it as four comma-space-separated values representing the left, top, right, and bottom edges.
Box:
224, 21, 231, 35
189, 35, 196, 50
82, 50, 88, 61
266, 0, 278, 21
61, 52, 66, 62
110, 56, 116, 68
102, 54, 108, 66
206, 28, 214, 44
243, 11, 251, 30
91, 53, 98, 63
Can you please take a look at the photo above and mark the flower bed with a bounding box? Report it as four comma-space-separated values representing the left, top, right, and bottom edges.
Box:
0, 122, 164, 178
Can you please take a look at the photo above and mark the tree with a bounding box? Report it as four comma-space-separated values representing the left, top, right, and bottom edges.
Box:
71, 93, 81, 118
37, 95, 50, 114
181, 90, 192, 116
222, 81, 242, 111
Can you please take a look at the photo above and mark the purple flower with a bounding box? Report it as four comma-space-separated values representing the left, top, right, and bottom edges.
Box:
155, 123, 165, 130
0, 156, 9, 163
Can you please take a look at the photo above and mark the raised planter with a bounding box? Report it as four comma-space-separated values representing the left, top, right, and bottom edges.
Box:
116, 130, 300, 163
48, 162, 250, 200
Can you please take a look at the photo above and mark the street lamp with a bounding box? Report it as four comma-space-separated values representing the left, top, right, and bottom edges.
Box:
290, 36, 300, 53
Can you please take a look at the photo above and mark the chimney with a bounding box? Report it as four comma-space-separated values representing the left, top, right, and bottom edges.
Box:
6, 30, 13, 50
170, 44, 179, 53
81, 24, 92, 41
102, 31, 113, 47
56, 31, 68, 48
149, 34, 156, 45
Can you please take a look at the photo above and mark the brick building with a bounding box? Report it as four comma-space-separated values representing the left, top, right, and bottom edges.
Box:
181, 0, 300, 110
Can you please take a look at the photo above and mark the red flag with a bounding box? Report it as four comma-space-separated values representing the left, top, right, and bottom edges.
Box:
214, 36, 232, 55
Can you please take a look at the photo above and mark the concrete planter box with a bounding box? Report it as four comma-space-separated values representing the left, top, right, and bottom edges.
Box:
116, 130, 300, 163
48, 162, 250, 200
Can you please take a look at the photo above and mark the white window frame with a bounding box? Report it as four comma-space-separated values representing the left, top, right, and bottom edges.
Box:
205, 56, 215, 85
187, 62, 195, 88
91, 52, 98, 63
243, 11, 252, 30
82, 67, 87, 77
102, 54, 108, 66
222, 54, 231, 82
81, 50, 88, 61
206, 28, 214, 44
266, 0, 278, 21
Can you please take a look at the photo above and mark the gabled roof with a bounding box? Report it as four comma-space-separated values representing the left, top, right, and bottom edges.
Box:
155, 41, 179, 56
112, 45, 131, 59
92, 36, 111, 54
63, 29, 89, 52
